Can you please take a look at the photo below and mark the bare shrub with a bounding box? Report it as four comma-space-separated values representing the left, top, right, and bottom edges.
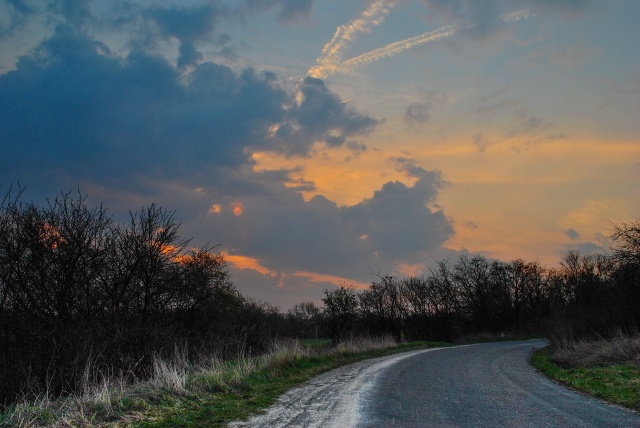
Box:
332, 336, 396, 354
0, 186, 281, 406
551, 330, 640, 368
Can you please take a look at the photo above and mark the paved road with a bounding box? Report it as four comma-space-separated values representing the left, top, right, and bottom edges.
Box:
233, 340, 640, 427
358, 339, 640, 427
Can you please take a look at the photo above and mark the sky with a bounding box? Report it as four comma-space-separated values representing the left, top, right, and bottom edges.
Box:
1, 0, 639, 308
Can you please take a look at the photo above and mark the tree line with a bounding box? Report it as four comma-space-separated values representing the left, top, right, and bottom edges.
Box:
269, 218, 639, 347
319, 245, 638, 344
0, 188, 282, 405
1, 186, 638, 405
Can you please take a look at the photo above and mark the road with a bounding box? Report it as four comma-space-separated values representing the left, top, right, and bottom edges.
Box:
232, 340, 640, 427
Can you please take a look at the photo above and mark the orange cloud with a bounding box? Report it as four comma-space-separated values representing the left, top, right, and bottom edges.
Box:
160, 244, 178, 255
223, 252, 278, 277
394, 262, 425, 277
209, 204, 221, 214
290, 271, 370, 290
233, 203, 243, 217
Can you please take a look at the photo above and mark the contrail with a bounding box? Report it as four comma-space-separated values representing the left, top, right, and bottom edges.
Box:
308, 7, 534, 79
307, 0, 397, 79
342, 25, 456, 71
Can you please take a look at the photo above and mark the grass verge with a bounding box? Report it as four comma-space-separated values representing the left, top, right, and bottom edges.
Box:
0, 338, 450, 427
128, 339, 450, 428
531, 347, 640, 412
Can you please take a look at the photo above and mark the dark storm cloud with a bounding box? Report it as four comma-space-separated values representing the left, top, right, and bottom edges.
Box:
2, 0, 306, 66
272, 77, 380, 156
48, 0, 94, 28
144, 3, 227, 67
0, 25, 377, 196
344, 160, 452, 260
204, 161, 453, 277
1, 0, 34, 37
0, 0, 456, 305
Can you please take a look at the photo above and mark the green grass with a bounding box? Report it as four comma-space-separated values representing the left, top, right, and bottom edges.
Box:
125, 341, 450, 427
531, 347, 640, 411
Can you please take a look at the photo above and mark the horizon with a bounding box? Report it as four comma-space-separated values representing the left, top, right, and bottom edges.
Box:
1, 0, 638, 309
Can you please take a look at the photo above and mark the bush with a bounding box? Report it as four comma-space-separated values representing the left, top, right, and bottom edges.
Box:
0, 187, 275, 406
550, 330, 640, 368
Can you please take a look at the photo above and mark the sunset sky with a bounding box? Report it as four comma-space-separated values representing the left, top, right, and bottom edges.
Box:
1, 0, 639, 308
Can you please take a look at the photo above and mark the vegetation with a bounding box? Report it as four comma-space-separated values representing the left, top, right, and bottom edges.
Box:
532, 339, 640, 411
320, 246, 638, 345
528, 218, 640, 412
0, 337, 450, 427
0, 185, 638, 424
0, 187, 282, 406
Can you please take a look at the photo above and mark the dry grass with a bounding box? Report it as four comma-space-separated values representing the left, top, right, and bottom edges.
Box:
0, 337, 397, 427
330, 336, 396, 354
550, 330, 640, 368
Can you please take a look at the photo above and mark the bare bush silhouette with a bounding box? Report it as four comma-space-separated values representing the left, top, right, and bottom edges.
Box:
0, 186, 277, 405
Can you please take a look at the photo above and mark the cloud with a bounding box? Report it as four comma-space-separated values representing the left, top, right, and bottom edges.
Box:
241, 0, 315, 25
465, 221, 478, 229
565, 228, 580, 240
343, 25, 455, 73
406, 103, 431, 125
200, 160, 453, 279
1, 0, 35, 37
3, 0, 312, 69
404, 90, 449, 126
307, 0, 397, 78
143, 3, 228, 67
472, 133, 493, 152
475, 85, 519, 116
504, 112, 564, 151
421, 0, 589, 38
343, 161, 452, 260
0, 27, 376, 196
48, 0, 95, 29
271, 77, 380, 156
308, 1, 540, 79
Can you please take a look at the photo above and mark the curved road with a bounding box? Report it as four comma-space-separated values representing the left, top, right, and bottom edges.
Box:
233, 340, 640, 427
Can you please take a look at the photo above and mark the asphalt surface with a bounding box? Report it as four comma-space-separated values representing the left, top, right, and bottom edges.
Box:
230, 348, 436, 428
233, 340, 640, 427
358, 339, 640, 427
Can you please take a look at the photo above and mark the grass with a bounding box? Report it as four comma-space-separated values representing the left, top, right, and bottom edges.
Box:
531, 334, 640, 412
0, 338, 450, 427
549, 330, 640, 368
7, 335, 637, 426
298, 338, 332, 349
